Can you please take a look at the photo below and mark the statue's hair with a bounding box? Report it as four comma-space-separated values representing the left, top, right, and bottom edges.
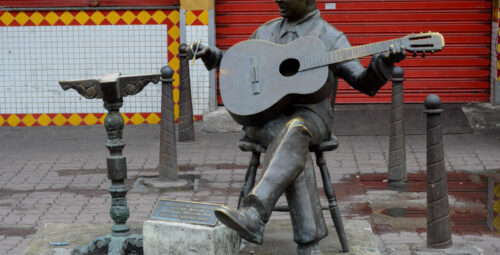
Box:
307, 0, 317, 8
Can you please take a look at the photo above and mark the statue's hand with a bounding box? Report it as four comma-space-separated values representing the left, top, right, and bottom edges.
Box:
179, 42, 223, 70
181, 42, 211, 60
381, 44, 406, 64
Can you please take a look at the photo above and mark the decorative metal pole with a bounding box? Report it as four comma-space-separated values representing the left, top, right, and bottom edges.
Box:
388, 66, 407, 192
178, 43, 195, 142
60, 73, 160, 255
159, 66, 178, 180
424, 94, 452, 249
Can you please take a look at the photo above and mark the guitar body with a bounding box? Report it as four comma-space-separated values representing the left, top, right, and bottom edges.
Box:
220, 36, 330, 126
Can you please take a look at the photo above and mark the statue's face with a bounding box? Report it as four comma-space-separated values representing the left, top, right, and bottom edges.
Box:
275, 0, 309, 21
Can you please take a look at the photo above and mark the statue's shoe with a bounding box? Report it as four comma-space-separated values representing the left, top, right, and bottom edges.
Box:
297, 242, 321, 255
214, 205, 265, 244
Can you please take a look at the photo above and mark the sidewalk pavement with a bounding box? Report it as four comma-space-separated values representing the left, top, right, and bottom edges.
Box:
0, 124, 499, 254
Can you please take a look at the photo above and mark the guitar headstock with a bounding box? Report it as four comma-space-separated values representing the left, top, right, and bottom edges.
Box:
402, 32, 445, 57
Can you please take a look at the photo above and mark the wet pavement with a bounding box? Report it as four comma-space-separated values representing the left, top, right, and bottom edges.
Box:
0, 124, 499, 254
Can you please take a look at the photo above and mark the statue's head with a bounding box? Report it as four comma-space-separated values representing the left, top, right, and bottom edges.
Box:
274, 0, 317, 21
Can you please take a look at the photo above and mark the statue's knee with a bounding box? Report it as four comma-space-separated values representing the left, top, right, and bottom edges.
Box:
284, 117, 312, 138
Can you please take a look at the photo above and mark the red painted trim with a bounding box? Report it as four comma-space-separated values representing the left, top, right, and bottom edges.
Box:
215, 0, 492, 104
0, 0, 178, 8
0, 9, 176, 27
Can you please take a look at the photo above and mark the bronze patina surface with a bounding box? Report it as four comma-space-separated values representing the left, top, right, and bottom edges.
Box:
59, 73, 160, 255
185, 0, 407, 254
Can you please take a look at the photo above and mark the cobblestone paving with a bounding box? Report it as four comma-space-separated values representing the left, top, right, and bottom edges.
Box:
0, 125, 499, 254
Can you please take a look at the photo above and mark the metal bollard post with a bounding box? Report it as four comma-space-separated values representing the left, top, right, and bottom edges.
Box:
177, 44, 195, 142
159, 66, 178, 180
424, 94, 452, 249
388, 66, 407, 192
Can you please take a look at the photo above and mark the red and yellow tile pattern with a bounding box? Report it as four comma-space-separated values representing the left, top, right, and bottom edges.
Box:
0, 113, 202, 127
493, 183, 500, 232
185, 10, 209, 25
496, 1, 500, 80
0, 9, 209, 126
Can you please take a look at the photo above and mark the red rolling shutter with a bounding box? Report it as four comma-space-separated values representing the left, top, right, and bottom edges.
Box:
0, 0, 179, 7
215, 0, 492, 104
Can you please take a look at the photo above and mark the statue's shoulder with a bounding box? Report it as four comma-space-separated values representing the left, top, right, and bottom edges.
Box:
252, 17, 283, 40
319, 19, 343, 39
317, 19, 346, 49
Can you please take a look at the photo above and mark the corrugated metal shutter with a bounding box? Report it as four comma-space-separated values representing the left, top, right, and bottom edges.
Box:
0, 0, 178, 8
215, 0, 491, 104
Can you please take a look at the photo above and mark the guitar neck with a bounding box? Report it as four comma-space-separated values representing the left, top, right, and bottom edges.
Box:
298, 38, 403, 71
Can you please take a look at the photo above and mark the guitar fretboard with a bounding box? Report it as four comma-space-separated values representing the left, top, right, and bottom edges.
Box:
298, 38, 403, 71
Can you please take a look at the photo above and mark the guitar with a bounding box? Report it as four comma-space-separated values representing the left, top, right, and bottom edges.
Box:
219, 32, 445, 126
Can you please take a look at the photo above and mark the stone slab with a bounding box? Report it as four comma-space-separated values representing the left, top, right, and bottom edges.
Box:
462, 102, 500, 129
24, 222, 143, 255
202, 104, 475, 135
26, 219, 378, 255
202, 107, 242, 133
143, 220, 239, 255
240, 219, 380, 255
412, 243, 483, 255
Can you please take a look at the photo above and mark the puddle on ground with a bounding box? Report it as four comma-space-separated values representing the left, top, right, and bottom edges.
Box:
338, 171, 494, 234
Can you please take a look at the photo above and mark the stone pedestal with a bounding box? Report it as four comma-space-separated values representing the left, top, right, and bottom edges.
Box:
203, 107, 242, 133
143, 220, 239, 255
240, 219, 380, 254
412, 243, 483, 255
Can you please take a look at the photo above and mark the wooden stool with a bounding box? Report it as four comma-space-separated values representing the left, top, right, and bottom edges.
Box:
237, 136, 349, 252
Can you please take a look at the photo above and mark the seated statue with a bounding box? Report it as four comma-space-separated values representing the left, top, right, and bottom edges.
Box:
185, 0, 405, 254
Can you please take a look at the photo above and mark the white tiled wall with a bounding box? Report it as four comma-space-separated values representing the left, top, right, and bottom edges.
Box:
0, 25, 168, 114
186, 25, 210, 116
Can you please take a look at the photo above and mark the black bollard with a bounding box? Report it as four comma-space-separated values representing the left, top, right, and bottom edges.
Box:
159, 66, 178, 180
424, 94, 452, 249
178, 44, 195, 142
388, 66, 407, 192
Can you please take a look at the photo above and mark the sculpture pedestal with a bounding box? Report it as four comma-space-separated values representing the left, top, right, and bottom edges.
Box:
412, 243, 483, 255
143, 220, 239, 255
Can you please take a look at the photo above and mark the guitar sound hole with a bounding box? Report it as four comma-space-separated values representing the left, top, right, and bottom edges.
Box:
279, 58, 300, 77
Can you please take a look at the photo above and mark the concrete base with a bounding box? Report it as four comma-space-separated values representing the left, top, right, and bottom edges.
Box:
202, 104, 477, 135
203, 107, 242, 133
240, 219, 380, 255
25, 219, 378, 255
412, 243, 483, 255
140, 175, 194, 191
143, 220, 239, 255
24, 222, 142, 255
462, 103, 500, 129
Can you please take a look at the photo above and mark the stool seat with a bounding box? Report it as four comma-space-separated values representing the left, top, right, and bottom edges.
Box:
236, 133, 349, 252
238, 135, 339, 153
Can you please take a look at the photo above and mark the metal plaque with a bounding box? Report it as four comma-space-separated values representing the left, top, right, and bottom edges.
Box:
151, 200, 223, 226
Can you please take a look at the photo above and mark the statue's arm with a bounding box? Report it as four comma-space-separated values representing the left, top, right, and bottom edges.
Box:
332, 33, 405, 96
182, 42, 224, 71
195, 27, 259, 70
200, 46, 224, 70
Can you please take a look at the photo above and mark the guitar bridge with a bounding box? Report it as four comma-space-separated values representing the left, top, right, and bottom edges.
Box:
250, 56, 261, 95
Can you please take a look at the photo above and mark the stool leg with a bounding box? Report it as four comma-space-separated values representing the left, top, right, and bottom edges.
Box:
238, 151, 260, 209
315, 151, 349, 252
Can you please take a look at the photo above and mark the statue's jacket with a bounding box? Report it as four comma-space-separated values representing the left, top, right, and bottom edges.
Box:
248, 10, 391, 131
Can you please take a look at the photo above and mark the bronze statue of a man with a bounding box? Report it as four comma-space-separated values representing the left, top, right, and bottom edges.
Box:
186, 0, 405, 253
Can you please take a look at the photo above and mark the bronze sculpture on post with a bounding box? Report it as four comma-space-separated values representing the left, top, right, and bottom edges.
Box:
60, 73, 160, 255
185, 0, 411, 253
